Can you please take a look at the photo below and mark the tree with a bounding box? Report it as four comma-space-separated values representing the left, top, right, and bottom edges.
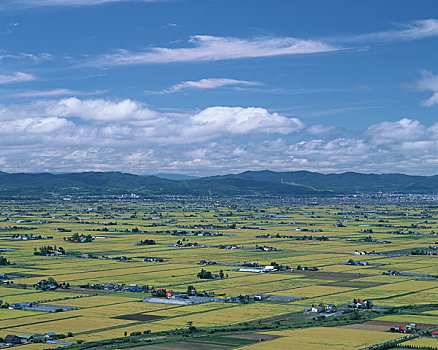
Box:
187, 285, 197, 295
186, 321, 196, 332
0, 256, 9, 266
197, 269, 214, 279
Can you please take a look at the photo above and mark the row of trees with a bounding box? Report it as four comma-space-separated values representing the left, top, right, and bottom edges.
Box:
197, 269, 225, 279
136, 239, 156, 246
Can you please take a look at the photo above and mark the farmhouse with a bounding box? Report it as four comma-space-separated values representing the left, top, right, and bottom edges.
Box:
4, 335, 21, 345
312, 306, 324, 313
239, 265, 276, 273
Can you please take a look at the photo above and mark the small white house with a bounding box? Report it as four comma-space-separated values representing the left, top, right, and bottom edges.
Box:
312, 306, 324, 313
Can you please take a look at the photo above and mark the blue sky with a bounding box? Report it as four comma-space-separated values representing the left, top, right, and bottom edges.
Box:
1, 0, 438, 175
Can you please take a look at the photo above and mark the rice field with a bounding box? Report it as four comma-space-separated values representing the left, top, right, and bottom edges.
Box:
1, 200, 438, 348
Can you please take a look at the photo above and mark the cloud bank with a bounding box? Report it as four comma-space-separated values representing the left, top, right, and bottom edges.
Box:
0, 97, 438, 175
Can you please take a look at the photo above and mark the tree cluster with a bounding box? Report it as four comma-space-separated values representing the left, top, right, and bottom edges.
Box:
64, 233, 93, 243
136, 239, 156, 246
0, 256, 10, 266
33, 245, 65, 256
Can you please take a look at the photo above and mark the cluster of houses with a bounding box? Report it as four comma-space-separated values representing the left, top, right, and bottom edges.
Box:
219, 244, 240, 249
198, 260, 217, 265
78, 254, 132, 261
389, 323, 418, 333
295, 265, 319, 271
0, 225, 35, 231
360, 237, 392, 244
175, 223, 233, 230
143, 257, 164, 262
143, 291, 269, 306
167, 230, 224, 237
78, 282, 144, 292
11, 234, 52, 241
347, 259, 370, 266
348, 299, 374, 309
256, 245, 280, 251
64, 233, 93, 243
34, 279, 69, 291
107, 256, 131, 261
390, 230, 421, 235
8, 302, 33, 310
239, 265, 276, 273
351, 250, 380, 256
2, 332, 68, 347
308, 304, 337, 313
194, 232, 223, 237
410, 249, 438, 256
255, 233, 326, 240
174, 241, 205, 248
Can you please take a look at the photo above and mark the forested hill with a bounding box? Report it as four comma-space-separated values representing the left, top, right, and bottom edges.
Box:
0, 170, 437, 197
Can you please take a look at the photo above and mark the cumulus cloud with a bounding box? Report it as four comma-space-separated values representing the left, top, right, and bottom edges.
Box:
150, 78, 261, 94
186, 107, 304, 137
365, 118, 428, 145
0, 72, 35, 84
50, 97, 159, 121
414, 70, 438, 107
93, 35, 340, 66
0, 97, 303, 148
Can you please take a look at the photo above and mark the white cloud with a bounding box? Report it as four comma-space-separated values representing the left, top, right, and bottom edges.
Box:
0, 98, 303, 149
0, 52, 52, 63
186, 107, 304, 137
0, 72, 35, 84
94, 35, 340, 66
306, 124, 342, 135
364, 118, 428, 146
12, 89, 104, 98
150, 78, 261, 94
423, 93, 438, 107
341, 19, 438, 43
50, 97, 159, 121
0, 117, 71, 135
2, 0, 160, 8
414, 70, 438, 107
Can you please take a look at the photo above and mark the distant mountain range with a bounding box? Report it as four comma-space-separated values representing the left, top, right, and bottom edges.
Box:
153, 173, 199, 181
0, 170, 437, 197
